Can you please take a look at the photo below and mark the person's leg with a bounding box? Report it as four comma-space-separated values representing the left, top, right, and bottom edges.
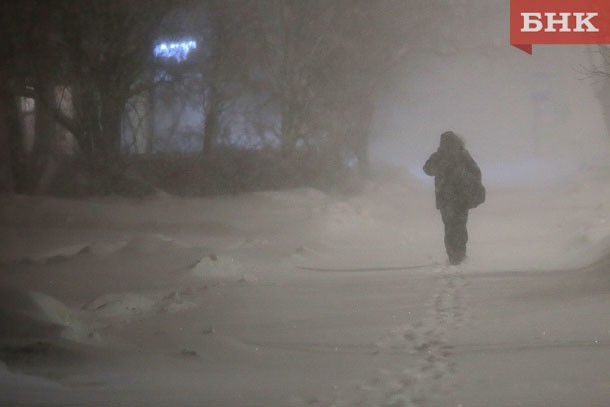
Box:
453, 206, 469, 263
440, 206, 456, 263
440, 205, 469, 265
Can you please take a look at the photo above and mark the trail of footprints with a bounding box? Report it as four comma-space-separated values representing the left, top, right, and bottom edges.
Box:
332, 267, 470, 407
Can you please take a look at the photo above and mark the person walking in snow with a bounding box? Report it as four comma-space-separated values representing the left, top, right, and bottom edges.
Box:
423, 131, 485, 265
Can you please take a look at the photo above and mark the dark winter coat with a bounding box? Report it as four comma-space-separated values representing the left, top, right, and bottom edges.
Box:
423, 132, 484, 210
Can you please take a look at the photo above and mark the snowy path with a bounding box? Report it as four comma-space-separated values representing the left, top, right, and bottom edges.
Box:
2, 177, 610, 406
2, 253, 610, 407
4, 254, 608, 407
436, 264, 610, 407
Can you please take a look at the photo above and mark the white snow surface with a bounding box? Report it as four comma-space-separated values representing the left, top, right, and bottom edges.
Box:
1, 164, 610, 406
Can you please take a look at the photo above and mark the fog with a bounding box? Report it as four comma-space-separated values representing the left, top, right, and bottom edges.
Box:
370, 1, 610, 187
2, 1, 610, 406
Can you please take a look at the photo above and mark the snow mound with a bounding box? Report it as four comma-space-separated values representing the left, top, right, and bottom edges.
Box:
119, 234, 191, 254
190, 255, 255, 283
229, 237, 273, 250
17, 236, 175, 264
562, 218, 610, 269
157, 291, 197, 313
0, 287, 88, 343
254, 187, 329, 207
25, 244, 89, 264
83, 293, 157, 318
0, 359, 64, 390
323, 201, 374, 233
82, 290, 198, 325
16, 234, 201, 265
84, 239, 130, 256
289, 245, 319, 262
28, 239, 132, 263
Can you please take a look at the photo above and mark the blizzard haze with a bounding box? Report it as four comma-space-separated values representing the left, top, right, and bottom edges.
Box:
371, 0, 610, 187
2, 170, 610, 406
3, 1, 610, 406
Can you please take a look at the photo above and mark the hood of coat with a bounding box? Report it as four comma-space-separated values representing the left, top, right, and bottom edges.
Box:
439, 131, 464, 153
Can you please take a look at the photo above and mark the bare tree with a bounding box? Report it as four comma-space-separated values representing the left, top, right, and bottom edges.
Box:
239, 1, 410, 176
8, 0, 184, 193
586, 45, 610, 139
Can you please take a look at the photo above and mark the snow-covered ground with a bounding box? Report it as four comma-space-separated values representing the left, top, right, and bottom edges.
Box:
1, 164, 610, 406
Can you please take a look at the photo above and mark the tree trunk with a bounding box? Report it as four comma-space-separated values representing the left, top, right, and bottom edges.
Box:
99, 95, 123, 158
32, 84, 59, 194
71, 83, 98, 159
280, 100, 300, 158
202, 83, 220, 158
353, 97, 374, 178
0, 78, 19, 193
202, 0, 229, 160
93, 90, 126, 192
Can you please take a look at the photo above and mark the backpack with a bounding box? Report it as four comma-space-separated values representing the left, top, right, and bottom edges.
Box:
463, 170, 485, 209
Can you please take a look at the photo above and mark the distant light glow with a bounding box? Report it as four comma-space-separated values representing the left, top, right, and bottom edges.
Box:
154, 40, 197, 62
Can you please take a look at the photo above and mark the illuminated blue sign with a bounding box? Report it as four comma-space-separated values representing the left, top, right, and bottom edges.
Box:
154, 40, 197, 62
